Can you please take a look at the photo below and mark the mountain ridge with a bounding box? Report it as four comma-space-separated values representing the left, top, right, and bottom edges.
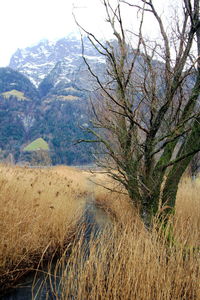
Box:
0, 33, 102, 165
9, 34, 105, 88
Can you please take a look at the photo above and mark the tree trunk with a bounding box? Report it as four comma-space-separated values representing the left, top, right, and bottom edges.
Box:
162, 118, 200, 213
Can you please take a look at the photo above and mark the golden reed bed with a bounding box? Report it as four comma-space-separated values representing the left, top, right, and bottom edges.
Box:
0, 164, 199, 298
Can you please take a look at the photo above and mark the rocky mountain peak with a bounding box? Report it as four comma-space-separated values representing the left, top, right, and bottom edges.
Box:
9, 34, 105, 88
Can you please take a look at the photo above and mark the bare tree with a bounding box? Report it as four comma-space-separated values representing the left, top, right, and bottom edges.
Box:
77, 0, 200, 223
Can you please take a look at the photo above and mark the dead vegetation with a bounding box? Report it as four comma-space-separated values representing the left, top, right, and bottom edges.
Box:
0, 164, 199, 298
47, 176, 200, 300
0, 164, 92, 291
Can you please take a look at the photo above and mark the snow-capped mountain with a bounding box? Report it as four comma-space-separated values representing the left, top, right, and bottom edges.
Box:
9, 34, 105, 88
1, 34, 106, 165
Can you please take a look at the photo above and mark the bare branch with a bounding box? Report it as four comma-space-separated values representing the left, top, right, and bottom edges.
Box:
120, 0, 152, 12
160, 148, 200, 170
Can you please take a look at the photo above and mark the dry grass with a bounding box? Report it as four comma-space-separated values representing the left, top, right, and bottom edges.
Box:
0, 164, 93, 290
0, 164, 199, 299
46, 176, 200, 300
51, 222, 199, 300
174, 176, 200, 248
85, 171, 135, 222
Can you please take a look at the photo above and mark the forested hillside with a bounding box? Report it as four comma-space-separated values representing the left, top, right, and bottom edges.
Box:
0, 65, 94, 165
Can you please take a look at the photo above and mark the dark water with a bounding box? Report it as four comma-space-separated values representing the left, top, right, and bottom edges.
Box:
2, 271, 59, 300
2, 200, 111, 300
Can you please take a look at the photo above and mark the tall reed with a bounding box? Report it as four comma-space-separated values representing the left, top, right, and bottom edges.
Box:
0, 164, 90, 291
46, 177, 200, 300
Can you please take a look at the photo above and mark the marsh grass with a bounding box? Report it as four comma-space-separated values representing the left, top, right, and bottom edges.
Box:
0, 164, 92, 291
46, 213, 200, 299
0, 164, 200, 299
44, 176, 200, 300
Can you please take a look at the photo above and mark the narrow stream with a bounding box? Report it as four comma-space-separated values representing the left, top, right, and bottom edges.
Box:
2, 185, 111, 300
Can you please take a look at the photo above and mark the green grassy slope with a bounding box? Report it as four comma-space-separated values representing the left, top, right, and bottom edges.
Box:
23, 138, 49, 151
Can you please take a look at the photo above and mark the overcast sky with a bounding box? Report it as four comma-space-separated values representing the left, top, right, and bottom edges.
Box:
0, 0, 110, 66
0, 0, 176, 67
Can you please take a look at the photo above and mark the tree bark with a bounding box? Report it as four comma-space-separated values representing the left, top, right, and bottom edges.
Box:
162, 118, 200, 212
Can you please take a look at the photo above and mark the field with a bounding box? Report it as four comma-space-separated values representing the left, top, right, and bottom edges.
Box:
23, 137, 49, 151
0, 164, 199, 299
1, 89, 28, 101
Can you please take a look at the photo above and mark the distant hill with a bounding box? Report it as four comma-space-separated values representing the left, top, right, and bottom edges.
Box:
0, 67, 39, 100
0, 35, 100, 165
2, 36, 149, 166
0, 67, 39, 162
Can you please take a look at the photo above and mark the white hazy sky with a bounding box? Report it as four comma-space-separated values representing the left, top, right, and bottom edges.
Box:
0, 0, 176, 67
0, 0, 110, 66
